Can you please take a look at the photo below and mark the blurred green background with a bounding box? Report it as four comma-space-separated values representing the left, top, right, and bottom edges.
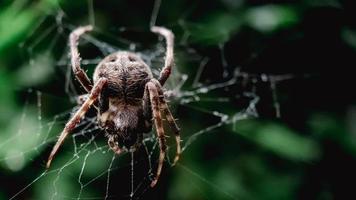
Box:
1, 0, 356, 199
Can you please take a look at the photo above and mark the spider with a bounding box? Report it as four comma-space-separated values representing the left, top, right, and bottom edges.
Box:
46, 25, 181, 187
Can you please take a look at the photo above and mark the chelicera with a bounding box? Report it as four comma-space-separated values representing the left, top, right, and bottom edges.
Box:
46, 25, 181, 187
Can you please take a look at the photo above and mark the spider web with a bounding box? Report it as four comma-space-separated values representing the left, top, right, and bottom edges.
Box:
1, 0, 303, 199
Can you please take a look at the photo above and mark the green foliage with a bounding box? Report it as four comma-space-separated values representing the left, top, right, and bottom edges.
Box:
0, 0, 57, 55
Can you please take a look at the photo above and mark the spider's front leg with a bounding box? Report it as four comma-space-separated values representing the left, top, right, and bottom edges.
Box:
107, 134, 123, 154
70, 25, 94, 93
76, 94, 88, 105
46, 78, 107, 168
151, 79, 181, 165
151, 26, 175, 86
144, 81, 167, 187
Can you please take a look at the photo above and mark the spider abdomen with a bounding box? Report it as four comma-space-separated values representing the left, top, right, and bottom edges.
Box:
98, 98, 148, 148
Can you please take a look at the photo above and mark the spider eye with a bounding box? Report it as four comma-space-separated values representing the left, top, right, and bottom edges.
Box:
128, 55, 136, 62
109, 57, 116, 62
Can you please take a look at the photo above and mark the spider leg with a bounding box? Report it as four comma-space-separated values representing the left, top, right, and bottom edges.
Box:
145, 81, 167, 187
151, 79, 181, 165
160, 101, 181, 165
107, 134, 123, 154
46, 78, 107, 168
143, 88, 153, 133
76, 94, 99, 111
76, 94, 88, 105
131, 133, 143, 152
151, 26, 175, 86
70, 25, 94, 93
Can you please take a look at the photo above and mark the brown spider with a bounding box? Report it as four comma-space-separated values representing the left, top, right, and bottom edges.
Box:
46, 25, 181, 187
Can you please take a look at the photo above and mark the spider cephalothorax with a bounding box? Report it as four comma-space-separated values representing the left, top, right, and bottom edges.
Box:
46, 26, 181, 187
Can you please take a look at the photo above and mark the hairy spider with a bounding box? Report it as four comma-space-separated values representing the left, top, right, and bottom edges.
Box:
46, 25, 181, 187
